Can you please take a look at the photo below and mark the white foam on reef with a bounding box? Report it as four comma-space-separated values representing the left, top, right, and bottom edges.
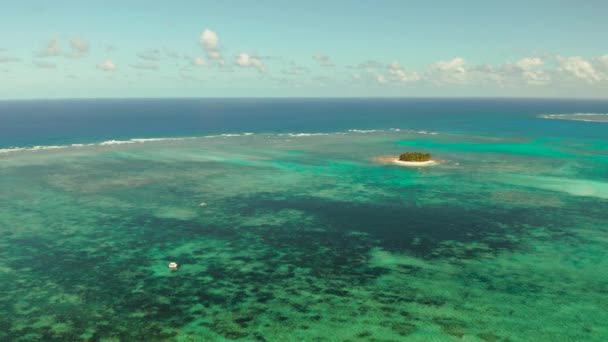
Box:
280, 132, 332, 137
348, 129, 380, 133
99, 140, 135, 146
100, 137, 192, 145
539, 113, 608, 123
0, 137, 192, 154
0, 145, 76, 154
281, 129, 438, 137
0, 128, 440, 155
204, 133, 256, 138
0, 147, 27, 154
0, 134, 250, 154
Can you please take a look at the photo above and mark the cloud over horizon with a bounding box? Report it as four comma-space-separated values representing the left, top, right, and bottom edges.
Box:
3, 27, 608, 98
236, 53, 266, 72
97, 60, 116, 71
199, 29, 223, 65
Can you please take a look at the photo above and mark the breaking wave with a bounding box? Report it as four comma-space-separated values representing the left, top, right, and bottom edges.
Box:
539, 113, 608, 123
0, 137, 196, 154
0, 129, 438, 155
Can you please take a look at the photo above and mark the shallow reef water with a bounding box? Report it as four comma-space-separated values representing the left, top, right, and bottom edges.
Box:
0, 130, 607, 341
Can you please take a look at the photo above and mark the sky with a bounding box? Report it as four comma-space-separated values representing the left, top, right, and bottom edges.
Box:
1, 0, 607, 99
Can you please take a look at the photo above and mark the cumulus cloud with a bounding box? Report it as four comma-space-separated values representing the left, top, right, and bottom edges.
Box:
348, 56, 575, 87
199, 29, 223, 64
387, 62, 421, 82
67, 38, 90, 58
593, 54, 608, 76
427, 57, 467, 84
37, 38, 62, 57
97, 60, 116, 71
598, 54, 608, 68
375, 74, 387, 84
193, 56, 207, 66
349, 60, 421, 85
236, 53, 265, 72
446, 57, 550, 86
516, 57, 543, 70
313, 53, 335, 67
511, 57, 549, 85
468, 64, 504, 84
557, 56, 601, 82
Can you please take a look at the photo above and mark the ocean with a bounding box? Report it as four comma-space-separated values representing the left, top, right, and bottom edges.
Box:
0, 98, 607, 341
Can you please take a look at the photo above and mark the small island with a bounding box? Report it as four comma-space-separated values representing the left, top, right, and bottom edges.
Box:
372, 152, 438, 167
399, 152, 432, 162
394, 152, 436, 166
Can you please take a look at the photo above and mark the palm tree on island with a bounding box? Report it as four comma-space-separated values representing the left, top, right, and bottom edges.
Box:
399, 152, 432, 162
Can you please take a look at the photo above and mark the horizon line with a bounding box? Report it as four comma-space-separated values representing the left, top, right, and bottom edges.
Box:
2, 96, 608, 102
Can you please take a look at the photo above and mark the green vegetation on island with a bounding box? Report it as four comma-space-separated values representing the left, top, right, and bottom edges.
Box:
399, 152, 432, 162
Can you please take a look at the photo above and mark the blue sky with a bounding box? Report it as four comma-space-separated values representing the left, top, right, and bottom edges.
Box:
1, 1, 607, 99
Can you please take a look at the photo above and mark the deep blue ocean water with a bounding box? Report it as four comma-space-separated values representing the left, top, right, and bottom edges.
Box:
1, 98, 607, 148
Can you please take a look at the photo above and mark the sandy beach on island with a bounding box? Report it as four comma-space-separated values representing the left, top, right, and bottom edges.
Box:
372, 156, 438, 167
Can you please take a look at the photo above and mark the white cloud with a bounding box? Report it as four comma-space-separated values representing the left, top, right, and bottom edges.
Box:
387, 62, 421, 82
193, 56, 207, 66
200, 29, 219, 50
455, 58, 550, 86
513, 57, 549, 85
68, 38, 90, 58
37, 39, 62, 57
375, 74, 387, 84
97, 60, 116, 71
470, 64, 504, 84
236, 53, 265, 72
557, 56, 601, 82
350, 60, 420, 85
313, 53, 335, 67
516, 57, 543, 70
199, 29, 223, 63
595, 54, 608, 74
427, 57, 467, 84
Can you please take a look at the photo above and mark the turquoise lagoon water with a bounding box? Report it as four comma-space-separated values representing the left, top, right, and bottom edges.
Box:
0, 99, 607, 341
